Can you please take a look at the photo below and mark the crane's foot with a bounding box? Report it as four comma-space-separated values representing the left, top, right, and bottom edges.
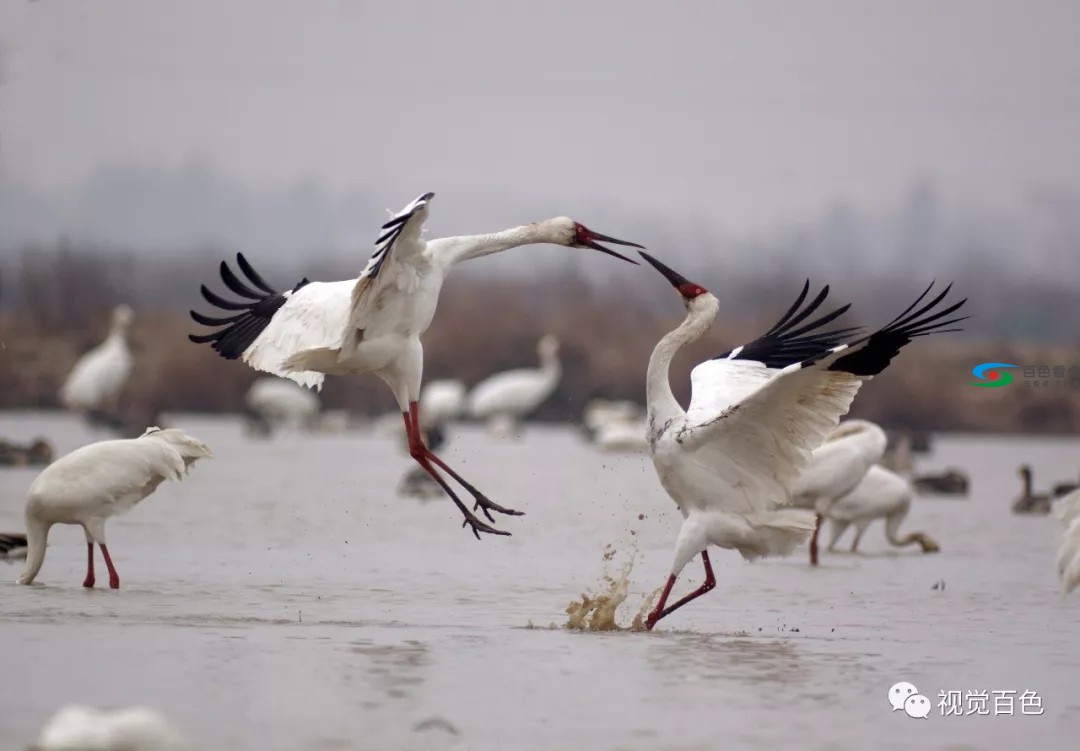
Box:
471, 491, 524, 522
458, 506, 512, 539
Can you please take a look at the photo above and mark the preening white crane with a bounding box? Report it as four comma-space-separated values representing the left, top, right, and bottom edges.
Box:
468, 335, 562, 433
32, 705, 187, 751
58, 304, 134, 413
822, 465, 940, 555
16, 427, 212, 589
189, 192, 641, 537
791, 419, 888, 565
636, 251, 966, 630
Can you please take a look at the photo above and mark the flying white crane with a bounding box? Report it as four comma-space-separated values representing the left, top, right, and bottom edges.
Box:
791, 419, 888, 565
59, 304, 134, 414
635, 251, 966, 630
189, 192, 640, 537
822, 465, 940, 555
32, 705, 188, 751
16, 427, 212, 589
467, 335, 561, 434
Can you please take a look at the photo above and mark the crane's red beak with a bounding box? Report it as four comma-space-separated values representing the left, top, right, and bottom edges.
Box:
573, 223, 642, 263
639, 251, 709, 298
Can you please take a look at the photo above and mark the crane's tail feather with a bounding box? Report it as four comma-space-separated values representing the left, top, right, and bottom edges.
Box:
740, 509, 817, 560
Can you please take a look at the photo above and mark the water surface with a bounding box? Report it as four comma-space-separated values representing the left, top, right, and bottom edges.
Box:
1, 412, 1077, 749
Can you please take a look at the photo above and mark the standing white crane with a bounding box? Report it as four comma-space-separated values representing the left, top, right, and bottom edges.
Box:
790, 419, 888, 565
59, 304, 134, 415
822, 465, 940, 555
420, 378, 468, 429
635, 251, 966, 630
189, 192, 640, 537
467, 335, 561, 435
16, 427, 212, 589
244, 376, 321, 435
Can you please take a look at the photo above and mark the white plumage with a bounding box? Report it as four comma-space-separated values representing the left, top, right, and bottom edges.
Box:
791, 418, 888, 564
1054, 487, 1080, 527
468, 335, 561, 432
593, 416, 649, 453
245, 376, 321, 428
823, 465, 940, 554
189, 193, 640, 537
582, 398, 642, 433
635, 252, 966, 630
1059, 516, 1080, 596
32, 705, 187, 751
58, 305, 134, 412
1055, 488, 1080, 595
419, 378, 467, 429
16, 427, 212, 588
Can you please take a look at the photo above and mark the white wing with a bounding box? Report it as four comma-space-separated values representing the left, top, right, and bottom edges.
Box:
189, 193, 435, 391
242, 282, 355, 389
190, 253, 355, 391
676, 279, 968, 513
346, 192, 434, 336
675, 357, 865, 514
683, 359, 775, 427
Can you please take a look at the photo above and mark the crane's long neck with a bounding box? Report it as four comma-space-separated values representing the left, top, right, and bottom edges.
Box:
436, 224, 555, 266
18, 515, 51, 585
647, 300, 716, 426
539, 349, 561, 383
1021, 469, 1033, 497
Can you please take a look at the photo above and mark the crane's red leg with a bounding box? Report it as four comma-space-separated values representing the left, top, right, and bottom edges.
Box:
401, 411, 509, 539
83, 542, 95, 588
645, 552, 716, 631
99, 544, 120, 589
809, 514, 822, 566
407, 402, 522, 522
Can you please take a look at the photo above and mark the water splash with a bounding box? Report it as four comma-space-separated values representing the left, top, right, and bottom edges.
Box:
564, 544, 661, 632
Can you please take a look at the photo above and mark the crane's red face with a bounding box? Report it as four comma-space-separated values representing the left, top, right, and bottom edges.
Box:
571, 222, 643, 263
638, 251, 709, 300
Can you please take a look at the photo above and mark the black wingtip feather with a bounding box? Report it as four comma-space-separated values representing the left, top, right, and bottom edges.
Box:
189, 257, 309, 361
717, 280, 856, 369
829, 284, 967, 377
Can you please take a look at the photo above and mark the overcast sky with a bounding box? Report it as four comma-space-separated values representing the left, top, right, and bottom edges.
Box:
0, 0, 1077, 235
